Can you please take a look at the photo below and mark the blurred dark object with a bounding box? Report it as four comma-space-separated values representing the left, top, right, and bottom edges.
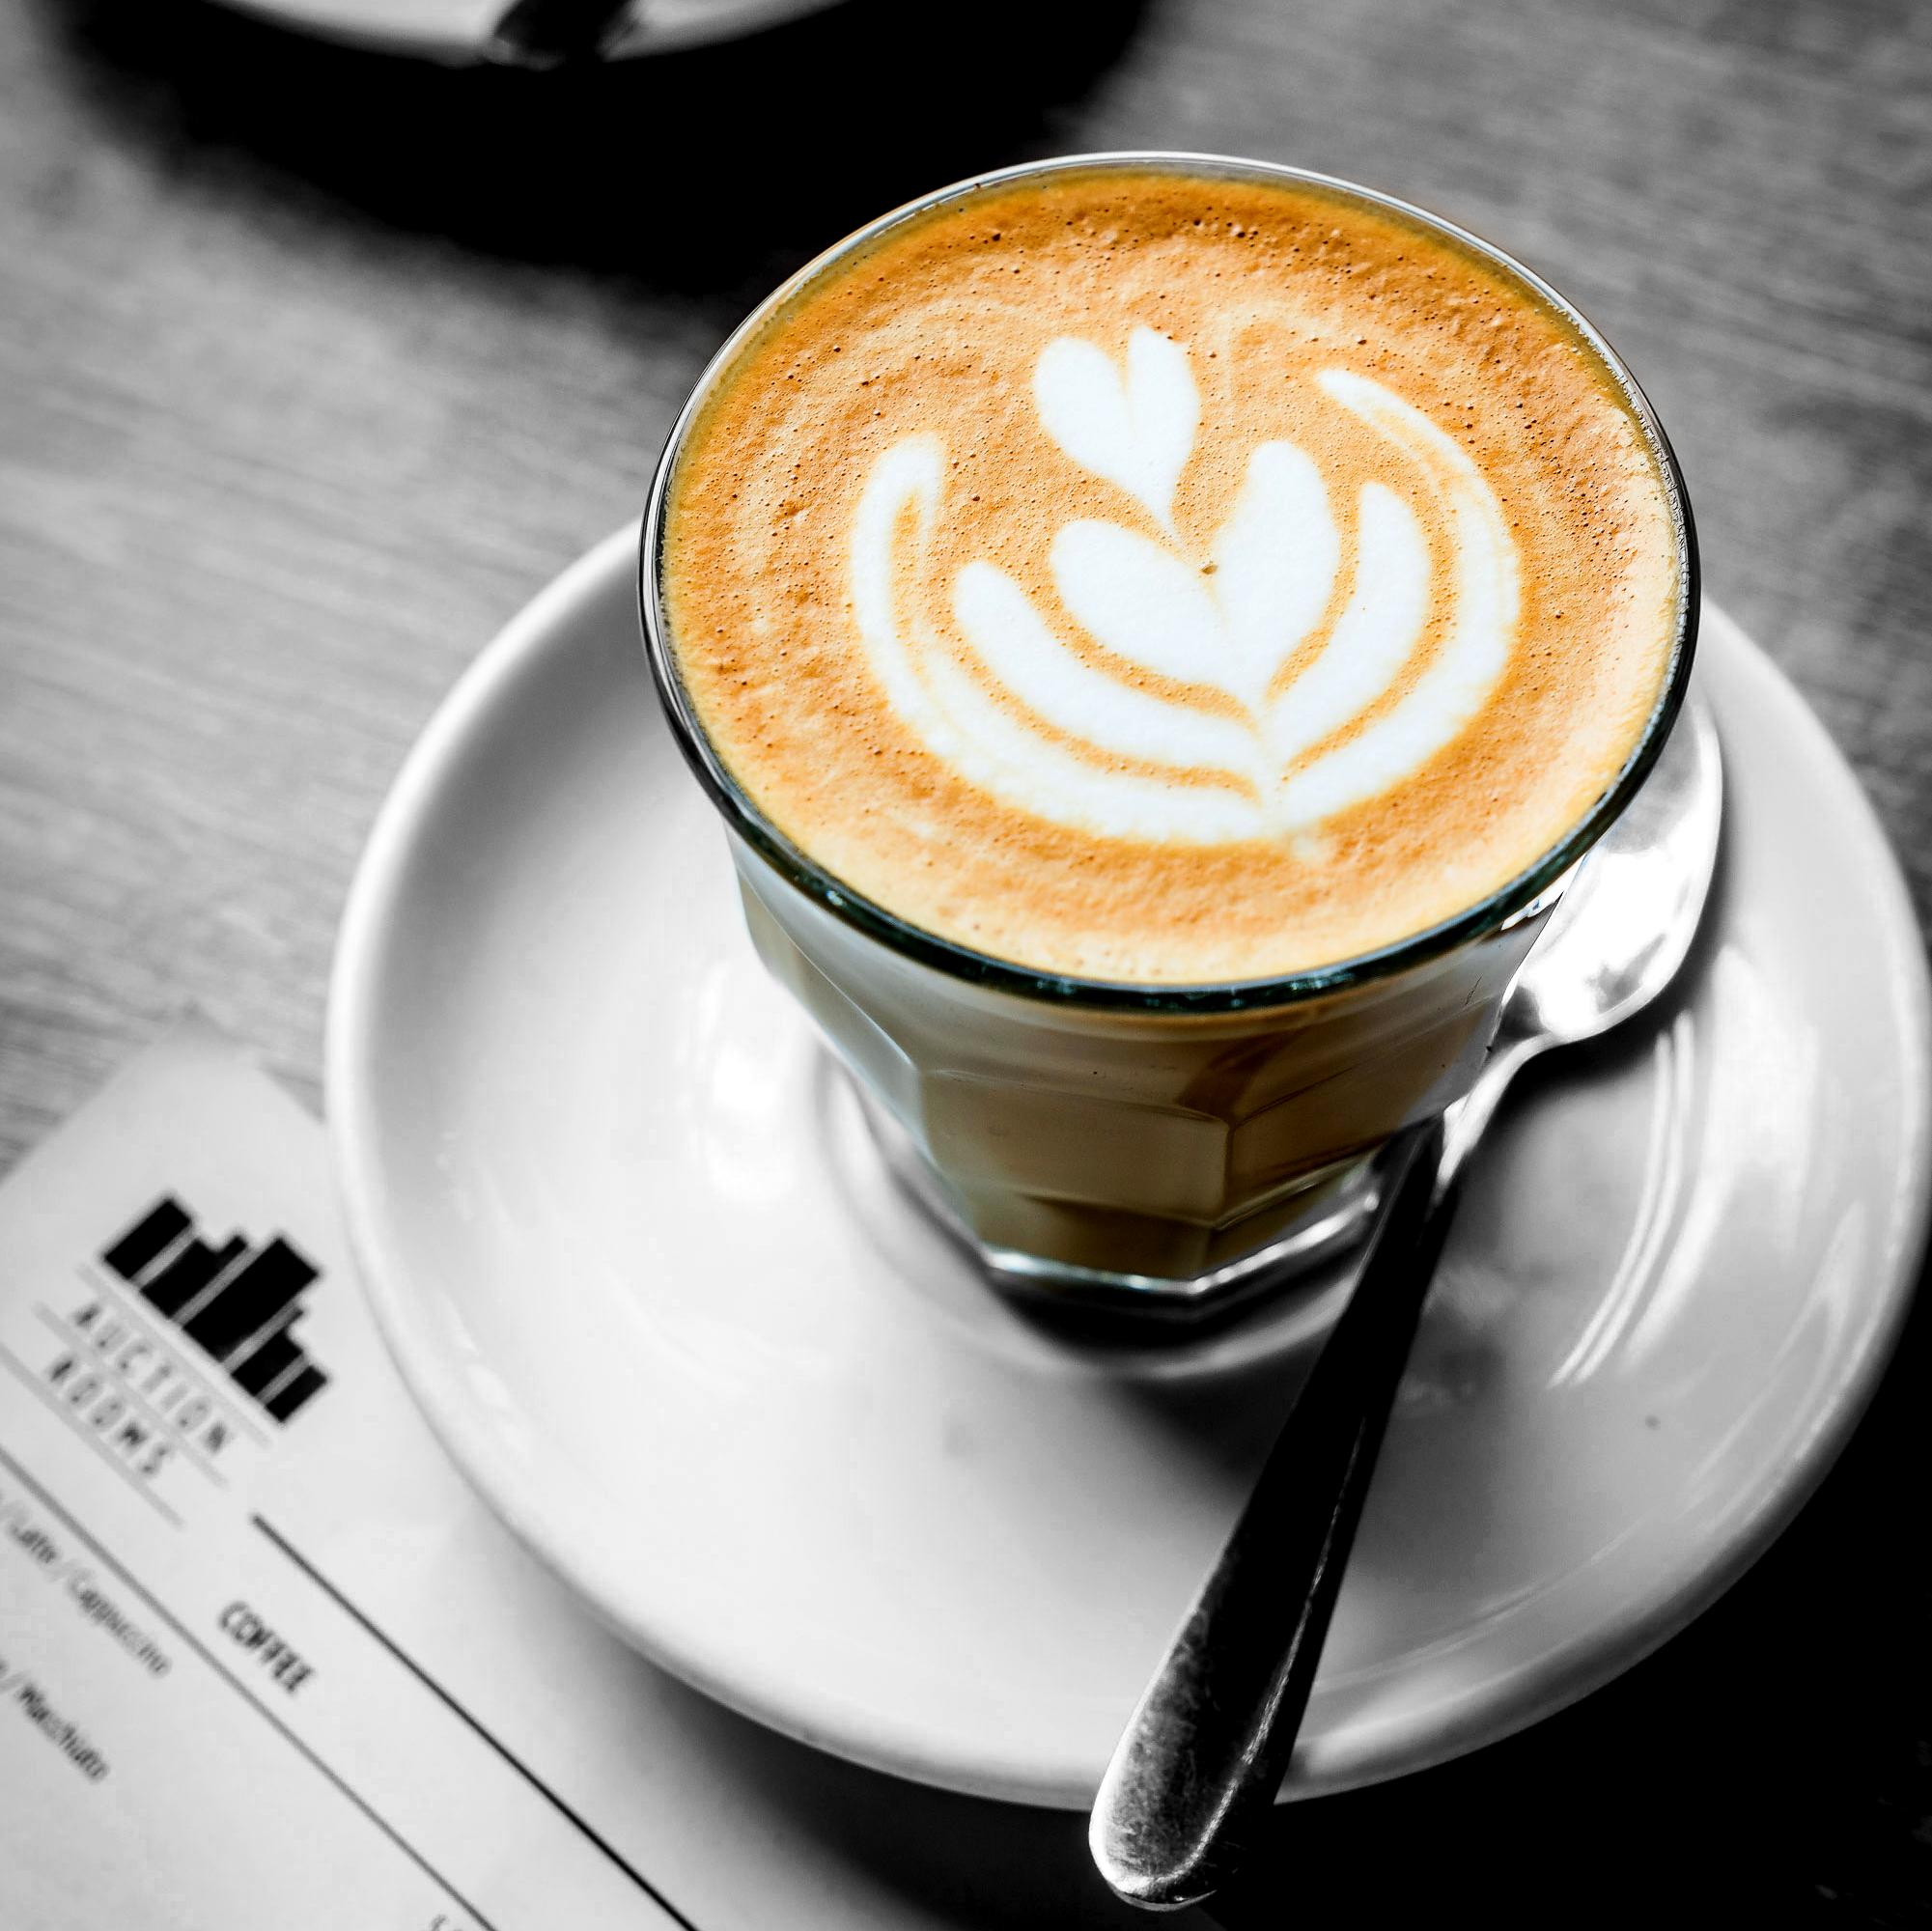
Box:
484, 0, 635, 69
33, 0, 1147, 291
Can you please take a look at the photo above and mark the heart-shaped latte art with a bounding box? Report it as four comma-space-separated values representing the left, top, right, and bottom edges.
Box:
1032, 328, 1199, 535
850, 330, 1520, 844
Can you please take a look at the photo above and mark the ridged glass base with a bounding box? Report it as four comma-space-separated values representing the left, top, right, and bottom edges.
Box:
843, 1069, 1390, 1326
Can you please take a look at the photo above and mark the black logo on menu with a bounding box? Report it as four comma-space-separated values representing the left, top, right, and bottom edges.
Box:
98, 1197, 329, 1423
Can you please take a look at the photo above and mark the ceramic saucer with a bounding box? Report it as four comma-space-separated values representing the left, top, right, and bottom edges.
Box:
217, 0, 838, 63
327, 526, 1930, 1807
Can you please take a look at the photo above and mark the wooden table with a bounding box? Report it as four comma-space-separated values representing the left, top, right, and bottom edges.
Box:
3, 0, 1927, 1920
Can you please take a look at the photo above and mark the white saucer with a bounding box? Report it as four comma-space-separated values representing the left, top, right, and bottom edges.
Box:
216, 0, 837, 64
327, 526, 1931, 1808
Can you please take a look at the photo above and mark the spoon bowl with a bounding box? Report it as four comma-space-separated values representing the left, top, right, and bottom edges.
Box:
1502, 703, 1724, 1053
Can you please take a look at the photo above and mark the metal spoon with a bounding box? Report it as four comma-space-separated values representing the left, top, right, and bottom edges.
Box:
1090, 698, 1724, 1912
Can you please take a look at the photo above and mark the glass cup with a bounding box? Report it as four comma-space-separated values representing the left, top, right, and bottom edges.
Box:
639, 153, 1697, 1317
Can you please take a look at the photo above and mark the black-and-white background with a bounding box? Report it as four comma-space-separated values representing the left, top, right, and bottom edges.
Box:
1, 1, 1927, 1922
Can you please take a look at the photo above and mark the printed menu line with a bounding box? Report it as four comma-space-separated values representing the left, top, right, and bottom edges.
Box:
250, 1513, 701, 1931
0, 1444, 497, 1931
0, 1344, 181, 1526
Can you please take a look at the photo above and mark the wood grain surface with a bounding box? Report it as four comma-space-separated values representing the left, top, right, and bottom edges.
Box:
2, 0, 1928, 1921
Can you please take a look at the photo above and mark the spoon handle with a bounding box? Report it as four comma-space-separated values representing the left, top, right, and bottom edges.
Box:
1090, 1110, 1461, 1911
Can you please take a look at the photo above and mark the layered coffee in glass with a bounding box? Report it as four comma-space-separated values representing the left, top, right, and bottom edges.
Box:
642, 154, 1694, 1313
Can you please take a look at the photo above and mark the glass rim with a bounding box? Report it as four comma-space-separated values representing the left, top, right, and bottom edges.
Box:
638, 150, 1699, 1016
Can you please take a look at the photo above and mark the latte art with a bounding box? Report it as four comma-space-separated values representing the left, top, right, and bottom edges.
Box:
853, 331, 1519, 843
661, 165, 1683, 982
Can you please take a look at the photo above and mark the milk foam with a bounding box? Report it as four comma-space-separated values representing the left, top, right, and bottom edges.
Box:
662, 166, 1682, 981
851, 330, 1519, 842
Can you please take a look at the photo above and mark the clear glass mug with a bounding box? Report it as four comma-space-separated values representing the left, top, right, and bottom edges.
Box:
639, 153, 1697, 1315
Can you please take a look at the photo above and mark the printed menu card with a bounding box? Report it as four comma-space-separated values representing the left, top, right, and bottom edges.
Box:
0, 1025, 1184, 1929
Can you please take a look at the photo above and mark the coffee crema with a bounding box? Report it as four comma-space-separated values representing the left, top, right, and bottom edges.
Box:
660, 165, 1682, 983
